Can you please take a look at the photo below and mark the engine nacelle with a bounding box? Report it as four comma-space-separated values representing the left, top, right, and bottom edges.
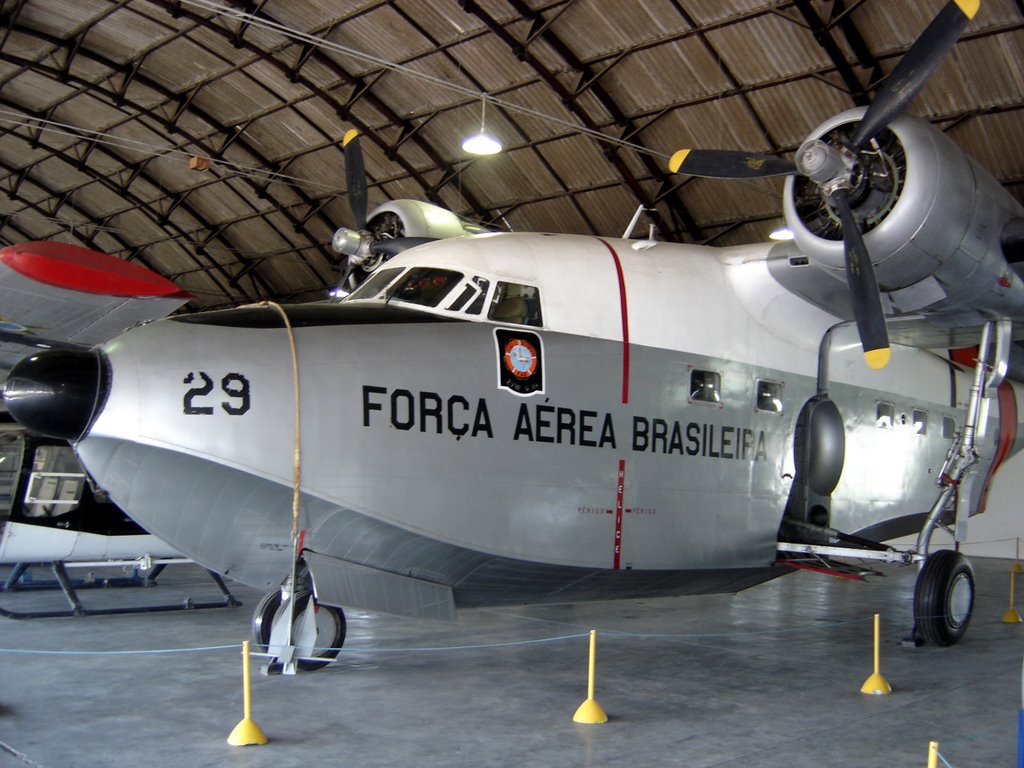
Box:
332, 200, 491, 285
365, 200, 490, 241
783, 108, 1024, 316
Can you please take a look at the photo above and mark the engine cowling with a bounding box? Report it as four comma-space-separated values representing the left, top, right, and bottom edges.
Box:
783, 108, 1024, 316
366, 200, 490, 241
332, 199, 490, 284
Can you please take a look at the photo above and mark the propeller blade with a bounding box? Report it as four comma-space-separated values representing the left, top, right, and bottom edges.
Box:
337, 260, 357, 294
849, 0, 979, 151
668, 149, 795, 179
343, 128, 368, 229
831, 187, 891, 369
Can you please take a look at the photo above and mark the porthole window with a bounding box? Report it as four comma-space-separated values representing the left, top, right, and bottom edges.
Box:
755, 380, 783, 414
876, 402, 894, 429
912, 409, 928, 435
690, 369, 721, 404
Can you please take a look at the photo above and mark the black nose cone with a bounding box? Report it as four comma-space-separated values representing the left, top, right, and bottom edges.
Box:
3, 350, 108, 441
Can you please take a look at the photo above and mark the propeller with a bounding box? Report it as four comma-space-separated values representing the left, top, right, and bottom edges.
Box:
666, 0, 980, 369
333, 130, 438, 294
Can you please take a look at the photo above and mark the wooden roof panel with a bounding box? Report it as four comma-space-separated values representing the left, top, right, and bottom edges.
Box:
0, 0, 1018, 311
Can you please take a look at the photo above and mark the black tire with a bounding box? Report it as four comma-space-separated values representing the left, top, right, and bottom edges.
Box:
913, 550, 974, 647
252, 589, 347, 671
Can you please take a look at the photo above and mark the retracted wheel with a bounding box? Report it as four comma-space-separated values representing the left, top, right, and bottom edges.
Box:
913, 549, 974, 647
252, 588, 347, 671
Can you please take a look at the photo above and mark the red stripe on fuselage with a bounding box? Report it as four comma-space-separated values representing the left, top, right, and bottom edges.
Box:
613, 459, 625, 570
979, 380, 1017, 514
595, 240, 629, 569
0, 241, 192, 299
596, 238, 630, 404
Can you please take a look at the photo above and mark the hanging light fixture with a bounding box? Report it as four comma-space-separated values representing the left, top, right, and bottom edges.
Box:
462, 95, 502, 155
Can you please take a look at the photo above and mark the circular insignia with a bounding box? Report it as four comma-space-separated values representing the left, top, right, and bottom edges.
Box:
503, 338, 538, 379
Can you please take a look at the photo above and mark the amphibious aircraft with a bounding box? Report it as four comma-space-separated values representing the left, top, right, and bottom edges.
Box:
4, 0, 1022, 670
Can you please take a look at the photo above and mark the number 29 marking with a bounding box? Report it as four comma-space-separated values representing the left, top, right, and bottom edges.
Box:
183, 371, 251, 415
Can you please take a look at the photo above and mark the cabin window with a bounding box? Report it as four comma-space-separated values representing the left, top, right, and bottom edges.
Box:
912, 409, 928, 435
875, 402, 895, 429
447, 276, 490, 315
23, 444, 85, 518
389, 267, 463, 308
488, 281, 543, 326
755, 380, 783, 414
690, 369, 721, 404
344, 267, 403, 301
942, 416, 957, 440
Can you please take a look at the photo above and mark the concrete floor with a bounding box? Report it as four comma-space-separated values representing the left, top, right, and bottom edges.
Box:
0, 556, 1020, 768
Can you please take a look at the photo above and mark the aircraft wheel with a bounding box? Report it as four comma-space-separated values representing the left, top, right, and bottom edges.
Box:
252, 588, 347, 671
913, 549, 974, 647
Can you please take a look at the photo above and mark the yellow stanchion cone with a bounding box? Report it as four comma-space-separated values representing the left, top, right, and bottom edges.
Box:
927, 740, 939, 768
228, 640, 268, 746
860, 613, 891, 695
1003, 567, 1022, 624
573, 630, 608, 724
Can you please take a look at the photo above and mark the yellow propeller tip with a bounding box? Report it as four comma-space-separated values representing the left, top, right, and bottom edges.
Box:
668, 149, 691, 173
954, 0, 980, 20
864, 347, 891, 370
343, 129, 360, 147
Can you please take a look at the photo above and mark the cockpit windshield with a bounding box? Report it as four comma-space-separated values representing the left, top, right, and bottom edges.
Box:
345, 267, 403, 301
343, 265, 542, 327
386, 268, 463, 307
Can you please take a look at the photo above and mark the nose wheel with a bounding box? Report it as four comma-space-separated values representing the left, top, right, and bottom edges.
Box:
912, 550, 974, 647
252, 585, 346, 672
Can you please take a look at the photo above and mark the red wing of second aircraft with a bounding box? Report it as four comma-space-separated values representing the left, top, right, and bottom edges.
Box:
0, 241, 191, 371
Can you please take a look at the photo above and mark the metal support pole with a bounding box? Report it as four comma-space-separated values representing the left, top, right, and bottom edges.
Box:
51, 561, 85, 615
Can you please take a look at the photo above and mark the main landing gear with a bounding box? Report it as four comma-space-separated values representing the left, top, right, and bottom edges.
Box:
251, 567, 346, 673
778, 319, 1006, 647
905, 321, 1007, 645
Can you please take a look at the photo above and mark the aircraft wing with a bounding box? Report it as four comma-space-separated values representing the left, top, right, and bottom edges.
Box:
0, 241, 191, 375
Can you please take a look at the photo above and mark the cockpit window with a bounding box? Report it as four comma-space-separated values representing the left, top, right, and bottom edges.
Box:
488, 281, 543, 327
345, 267, 403, 301
447, 276, 490, 314
24, 444, 86, 518
387, 268, 463, 308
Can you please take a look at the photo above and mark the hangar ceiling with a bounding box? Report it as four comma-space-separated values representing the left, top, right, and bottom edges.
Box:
0, 0, 1021, 311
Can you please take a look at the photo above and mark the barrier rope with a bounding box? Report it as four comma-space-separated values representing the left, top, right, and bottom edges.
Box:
0, 644, 238, 655
239, 301, 301, 540
2, 607, 999, 657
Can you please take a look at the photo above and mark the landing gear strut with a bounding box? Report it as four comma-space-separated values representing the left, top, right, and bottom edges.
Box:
252, 568, 346, 673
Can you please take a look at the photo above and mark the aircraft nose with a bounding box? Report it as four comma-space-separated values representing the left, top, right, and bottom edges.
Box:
3, 349, 108, 441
